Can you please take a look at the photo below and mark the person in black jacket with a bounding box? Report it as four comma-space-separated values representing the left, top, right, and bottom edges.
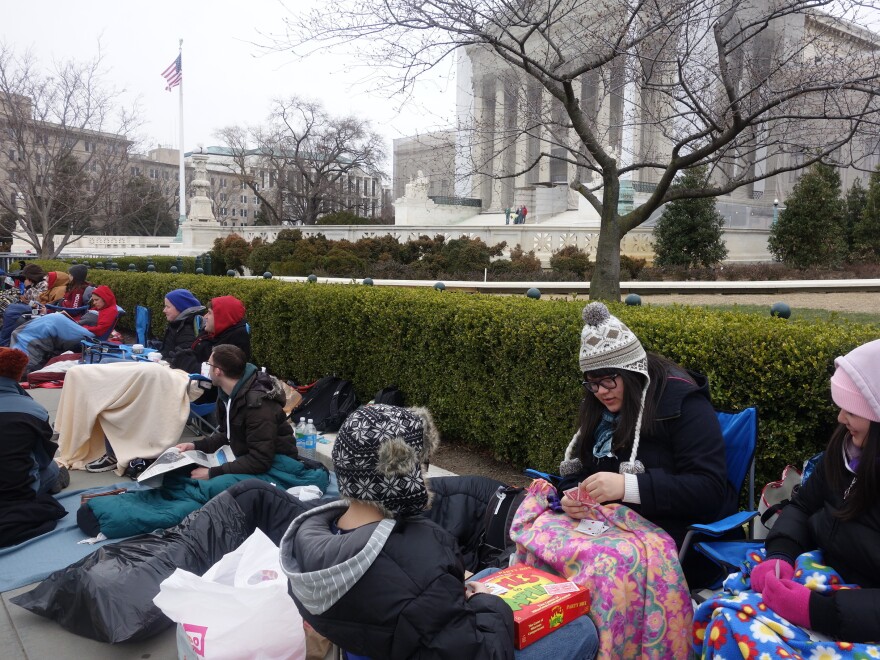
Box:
156, 289, 204, 364
174, 344, 298, 479
749, 338, 880, 642
281, 404, 598, 660
557, 302, 736, 585
0, 347, 67, 547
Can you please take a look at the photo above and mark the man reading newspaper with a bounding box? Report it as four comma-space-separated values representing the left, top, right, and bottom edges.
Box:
137, 445, 236, 483
174, 344, 300, 480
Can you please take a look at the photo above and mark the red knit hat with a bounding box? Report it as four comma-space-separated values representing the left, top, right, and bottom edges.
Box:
0, 347, 29, 381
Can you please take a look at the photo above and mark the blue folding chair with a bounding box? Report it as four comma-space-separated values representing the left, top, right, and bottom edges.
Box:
187, 374, 219, 435
92, 306, 125, 342
678, 407, 760, 585
135, 305, 152, 346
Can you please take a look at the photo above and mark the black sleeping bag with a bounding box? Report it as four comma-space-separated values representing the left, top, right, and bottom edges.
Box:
12, 476, 510, 643
11, 480, 319, 643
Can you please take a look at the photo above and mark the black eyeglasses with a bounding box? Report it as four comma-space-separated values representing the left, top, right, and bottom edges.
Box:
582, 374, 620, 393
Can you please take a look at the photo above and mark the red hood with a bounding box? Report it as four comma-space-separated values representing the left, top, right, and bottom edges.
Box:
210, 296, 246, 336
91, 285, 117, 309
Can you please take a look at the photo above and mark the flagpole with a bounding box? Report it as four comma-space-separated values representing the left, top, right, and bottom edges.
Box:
176, 38, 185, 241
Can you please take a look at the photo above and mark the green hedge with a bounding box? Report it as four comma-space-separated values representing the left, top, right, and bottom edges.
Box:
30, 264, 880, 496
37, 256, 203, 273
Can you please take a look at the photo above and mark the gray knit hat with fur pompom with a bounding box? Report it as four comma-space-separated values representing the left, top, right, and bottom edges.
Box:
562, 303, 650, 477
332, 404, 440, 516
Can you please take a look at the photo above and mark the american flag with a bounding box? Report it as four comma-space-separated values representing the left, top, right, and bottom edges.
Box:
161, 55, 182, 91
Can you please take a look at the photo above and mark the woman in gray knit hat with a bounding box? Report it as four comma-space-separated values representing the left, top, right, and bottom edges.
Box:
557, 302, 737, 587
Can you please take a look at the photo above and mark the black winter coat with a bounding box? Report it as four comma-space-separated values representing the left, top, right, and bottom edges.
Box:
765, 452, 880, 641
158, 307, 202, 365
194, 368, 297, 477
286, 505, 515, 659
559, 370, 737, 548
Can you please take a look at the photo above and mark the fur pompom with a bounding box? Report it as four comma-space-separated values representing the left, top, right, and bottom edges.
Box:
559, 458, 583, 476
582, 302, 610, 326
377, 436, 418, 476
408, 406, 440, 462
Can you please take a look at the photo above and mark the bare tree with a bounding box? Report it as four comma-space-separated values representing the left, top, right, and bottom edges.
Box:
0, 44, 139, 256
275, 0, 880, 299
216, 97, 386, 225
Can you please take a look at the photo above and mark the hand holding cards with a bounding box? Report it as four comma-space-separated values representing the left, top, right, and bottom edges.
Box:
563, 486, 599, 507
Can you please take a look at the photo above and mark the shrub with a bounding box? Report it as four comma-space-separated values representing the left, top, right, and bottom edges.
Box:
652, 167, 728, 268
550, 246, 592, 278
768, 163, 847, 268
49, 266, 879, 500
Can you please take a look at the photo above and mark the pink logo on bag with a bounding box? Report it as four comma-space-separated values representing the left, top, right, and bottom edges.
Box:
183, 623, 208, 657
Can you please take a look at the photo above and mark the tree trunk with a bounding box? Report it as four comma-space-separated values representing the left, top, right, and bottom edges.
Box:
589, 183, 622, 301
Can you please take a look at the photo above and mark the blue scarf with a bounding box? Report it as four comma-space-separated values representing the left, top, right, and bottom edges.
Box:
592, 410, 619, 459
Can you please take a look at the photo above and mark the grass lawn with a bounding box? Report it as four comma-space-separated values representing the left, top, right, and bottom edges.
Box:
669, 303, 880, 326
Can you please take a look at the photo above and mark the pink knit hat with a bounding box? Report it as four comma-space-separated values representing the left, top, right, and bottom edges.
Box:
831, 339, 880, 422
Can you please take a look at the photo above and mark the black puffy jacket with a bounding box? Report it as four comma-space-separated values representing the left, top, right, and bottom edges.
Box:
766, 452, 880, 641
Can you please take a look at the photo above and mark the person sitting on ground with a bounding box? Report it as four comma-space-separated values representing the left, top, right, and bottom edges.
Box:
0, 347, 68, 548
55, 289, 204, 475
174, 344, 297, 479
10, 285, 119, 373
281, 404, 599, 660
557, 302, 736, 586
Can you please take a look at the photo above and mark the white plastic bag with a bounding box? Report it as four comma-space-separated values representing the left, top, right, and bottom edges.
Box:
154, 528, 305, 660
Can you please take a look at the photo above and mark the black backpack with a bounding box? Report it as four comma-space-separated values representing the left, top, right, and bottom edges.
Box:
476, 485, 527, 570
373, 385, 404, 406
291, 376, 359, 432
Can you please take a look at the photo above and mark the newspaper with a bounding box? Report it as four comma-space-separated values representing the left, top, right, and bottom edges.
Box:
137, 445, 235, 483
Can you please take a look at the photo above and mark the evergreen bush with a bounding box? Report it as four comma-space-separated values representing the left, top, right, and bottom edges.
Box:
40, 265, 877, 498
769, 163, 847, 268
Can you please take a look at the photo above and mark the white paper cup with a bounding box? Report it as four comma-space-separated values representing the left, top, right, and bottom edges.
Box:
147, 351, 162, 362
132, 344, 144, 354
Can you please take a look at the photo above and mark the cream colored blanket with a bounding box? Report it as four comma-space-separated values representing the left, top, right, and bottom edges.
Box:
55, 362, 194, 475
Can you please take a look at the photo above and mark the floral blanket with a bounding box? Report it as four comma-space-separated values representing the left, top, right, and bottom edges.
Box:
694, 548, 877, 659
509, 479, 692, 659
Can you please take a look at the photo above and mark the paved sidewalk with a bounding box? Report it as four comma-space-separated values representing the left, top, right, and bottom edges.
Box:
2, 386, 455, 659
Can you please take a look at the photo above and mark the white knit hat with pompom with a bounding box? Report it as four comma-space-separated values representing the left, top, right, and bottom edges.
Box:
562, 302, 650, 476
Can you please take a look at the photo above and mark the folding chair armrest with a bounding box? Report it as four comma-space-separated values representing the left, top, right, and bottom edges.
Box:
523, 468, 561, 483
689, 510, 759, 537
678, 510, 758, 563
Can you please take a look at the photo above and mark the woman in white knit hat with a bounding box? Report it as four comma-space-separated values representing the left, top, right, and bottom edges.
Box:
557, 302, 737, 586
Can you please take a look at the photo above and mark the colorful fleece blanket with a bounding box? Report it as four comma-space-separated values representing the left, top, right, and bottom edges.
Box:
510, 479, 692, 659
86, 455, 329, 538
694, 549, 876, 658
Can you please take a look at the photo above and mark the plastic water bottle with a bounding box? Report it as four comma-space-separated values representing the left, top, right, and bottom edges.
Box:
302, 418, 317, 460
294, 417, 306, 454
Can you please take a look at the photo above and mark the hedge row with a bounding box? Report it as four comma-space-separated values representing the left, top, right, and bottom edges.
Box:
39, 256, 204, 273
32, 263, 880, 495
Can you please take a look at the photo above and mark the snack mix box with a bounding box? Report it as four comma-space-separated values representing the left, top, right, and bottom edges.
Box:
476, 564, 591, 649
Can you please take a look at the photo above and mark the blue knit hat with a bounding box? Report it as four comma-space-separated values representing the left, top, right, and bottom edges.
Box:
165, 289, 202, 313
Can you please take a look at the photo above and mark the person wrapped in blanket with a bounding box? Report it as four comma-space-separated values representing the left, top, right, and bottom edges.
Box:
743, 339, 880, 643
556, 303, 737, 587
280, 404, 599, 660
10, 285, 118, 373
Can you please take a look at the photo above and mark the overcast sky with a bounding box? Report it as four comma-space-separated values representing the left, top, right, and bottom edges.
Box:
0, 0, 457, 163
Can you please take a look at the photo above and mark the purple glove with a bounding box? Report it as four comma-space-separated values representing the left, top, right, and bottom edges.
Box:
750, 558, 794, 593
763, 577, 812, 629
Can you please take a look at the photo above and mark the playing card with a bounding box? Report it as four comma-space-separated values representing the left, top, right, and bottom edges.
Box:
575, 519, 609, 536
563, 487, 599, 507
